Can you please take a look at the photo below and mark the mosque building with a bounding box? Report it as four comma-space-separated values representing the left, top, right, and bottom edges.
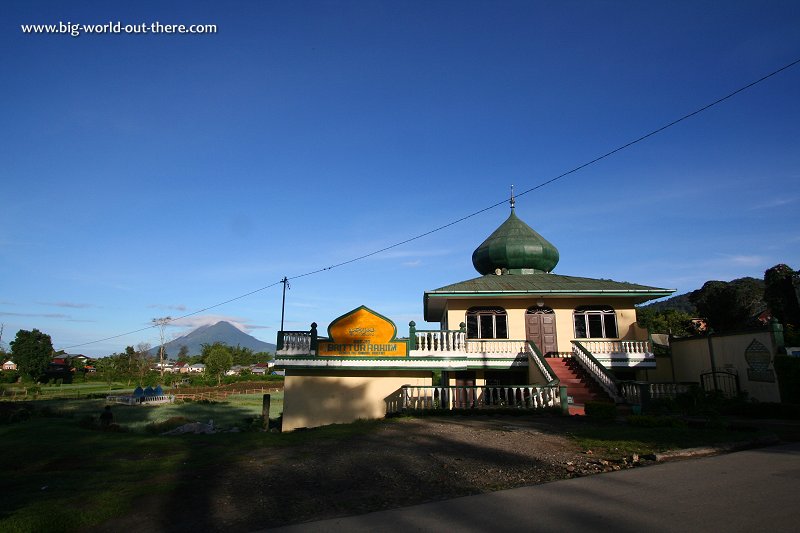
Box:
276, 200, 674, 430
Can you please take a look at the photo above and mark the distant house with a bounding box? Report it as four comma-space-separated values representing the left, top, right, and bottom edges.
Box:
226, 365, 247, 376
188, 363, 205, 373
250, 362, 273, 375
173, 362, 189, 374
2, 360, 17, 371
67, 354, 92, 365
153, 361, 176, 373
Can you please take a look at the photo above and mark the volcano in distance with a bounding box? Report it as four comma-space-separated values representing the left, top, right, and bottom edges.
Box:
152, 321, 276, 358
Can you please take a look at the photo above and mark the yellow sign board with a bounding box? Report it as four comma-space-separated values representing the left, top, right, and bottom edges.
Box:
318, 306, 407, 357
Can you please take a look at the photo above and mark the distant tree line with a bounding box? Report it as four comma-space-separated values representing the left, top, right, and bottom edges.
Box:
0, 328, 274, 386
638, 263, 800, 344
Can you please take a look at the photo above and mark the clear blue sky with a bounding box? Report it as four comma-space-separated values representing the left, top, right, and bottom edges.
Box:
2, 1, 799, 357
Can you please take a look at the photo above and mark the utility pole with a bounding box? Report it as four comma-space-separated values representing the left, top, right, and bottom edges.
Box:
280, 277, 290, 331
152, 316, 172, 379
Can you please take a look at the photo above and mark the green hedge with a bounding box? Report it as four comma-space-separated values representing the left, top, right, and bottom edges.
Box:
584, 401, 617, 420
775, 355, 800, 404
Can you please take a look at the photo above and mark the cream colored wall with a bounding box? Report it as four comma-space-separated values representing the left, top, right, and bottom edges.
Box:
640, 355, 676, 383
282, 370, 432, 431
444, 297, 646, 353
443, 373, 487, 386
671, 331, 781, 402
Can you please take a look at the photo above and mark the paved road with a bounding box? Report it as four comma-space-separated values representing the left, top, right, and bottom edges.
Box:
266, 443, 800, 532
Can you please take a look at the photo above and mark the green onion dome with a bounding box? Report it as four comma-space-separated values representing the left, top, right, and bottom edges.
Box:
471, 208, 559, 275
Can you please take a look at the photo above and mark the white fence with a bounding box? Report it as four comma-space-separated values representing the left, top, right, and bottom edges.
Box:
391, 385, 561, 412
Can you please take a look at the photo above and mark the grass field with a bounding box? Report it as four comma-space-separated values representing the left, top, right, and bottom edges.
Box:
32, 392, 284, 432
0, 392, 290, 532
0, 397, 784, 532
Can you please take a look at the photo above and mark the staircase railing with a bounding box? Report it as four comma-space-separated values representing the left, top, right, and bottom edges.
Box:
570, 340, 623, 403
526, 342, 559, 386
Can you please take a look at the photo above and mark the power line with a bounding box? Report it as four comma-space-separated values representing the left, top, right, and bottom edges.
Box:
60, 280, 283, 350
288, 56, 800, 280
59, 56, 800, 351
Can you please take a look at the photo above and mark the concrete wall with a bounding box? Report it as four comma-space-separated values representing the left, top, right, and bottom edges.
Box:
282, 370, 431, 431
671, 330, 781, 402
444, 297, 646, 353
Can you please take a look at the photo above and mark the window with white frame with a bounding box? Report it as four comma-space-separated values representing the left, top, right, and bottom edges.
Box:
573, 306, 618, 339
466, 307, 508, 339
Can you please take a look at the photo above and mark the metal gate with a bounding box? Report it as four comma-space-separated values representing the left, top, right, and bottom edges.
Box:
700, 370, 740, 399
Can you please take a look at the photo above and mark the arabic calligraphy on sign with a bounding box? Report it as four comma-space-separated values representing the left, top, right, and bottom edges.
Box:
318, 306, 407, 357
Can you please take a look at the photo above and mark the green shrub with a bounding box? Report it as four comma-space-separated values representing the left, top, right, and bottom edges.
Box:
584, 401, 617, 420
718, 401, 800, 419
644, 397, 679, 415
0, 404, 33, 424
775, 355, 800, 404
77, 415, 96, 429
627, 414, 687, 428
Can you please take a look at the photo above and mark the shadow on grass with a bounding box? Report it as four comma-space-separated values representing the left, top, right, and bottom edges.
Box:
0, 398, 265, 532
3, 386, 781, 532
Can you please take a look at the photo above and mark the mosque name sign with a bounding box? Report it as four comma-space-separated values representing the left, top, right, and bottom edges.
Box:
317, 306, 407, 357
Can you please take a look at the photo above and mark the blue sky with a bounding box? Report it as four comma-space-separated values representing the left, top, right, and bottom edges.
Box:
2, 1, 799, 357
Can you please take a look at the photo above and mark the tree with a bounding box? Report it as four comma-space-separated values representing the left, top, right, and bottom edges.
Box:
764, 264, 800, 326
114, 343, 153, 386
10, 329, 54, 380
203, 342, 233, 385
95, 354, 121, 388
229, 345, 256, 366
689, 277, 765, 332
0, 322, 7, 356
636, 308, 696, 337
152, 316, 172, 378
176, 345, 190, 361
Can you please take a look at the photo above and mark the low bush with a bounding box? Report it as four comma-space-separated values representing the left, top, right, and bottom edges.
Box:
718, 401, 800, 420
0, 404, 33, 424
626, 415, 687, 428
584, 402, 617, 420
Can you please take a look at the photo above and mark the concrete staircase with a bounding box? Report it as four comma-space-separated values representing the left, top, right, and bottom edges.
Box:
547, 356, 613, 415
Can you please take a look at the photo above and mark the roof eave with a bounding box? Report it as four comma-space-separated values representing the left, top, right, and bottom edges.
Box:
425, 289, 676, 297
423, 288, 675, 321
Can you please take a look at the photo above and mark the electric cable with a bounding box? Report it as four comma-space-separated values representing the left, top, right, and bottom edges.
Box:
58, 56, 800, 351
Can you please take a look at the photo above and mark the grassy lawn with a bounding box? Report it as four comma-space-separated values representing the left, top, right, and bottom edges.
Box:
0, 392, 300, 532
0, 401, 781, 532
30, 392, 284, 433
568, 422, 768, 459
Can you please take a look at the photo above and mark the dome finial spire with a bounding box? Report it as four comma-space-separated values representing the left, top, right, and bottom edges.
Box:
471, 199, 560, 275
510, 184, 515, 209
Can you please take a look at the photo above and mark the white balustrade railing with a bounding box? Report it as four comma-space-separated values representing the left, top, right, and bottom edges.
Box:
412, 334, 527, 355
618, 383, 642, 405
526, 343, 556, 383
464, 339, 528, 354
278, 331, 312, 354
395, 385, 560, 412
415, 330, 466, 352
649, 382, 693, 400
581, 340, 652, 354
619, 382, 695, 405
571, 343, 624, 403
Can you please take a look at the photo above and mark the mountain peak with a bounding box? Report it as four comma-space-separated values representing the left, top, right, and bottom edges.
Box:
153, 320, 275, 358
